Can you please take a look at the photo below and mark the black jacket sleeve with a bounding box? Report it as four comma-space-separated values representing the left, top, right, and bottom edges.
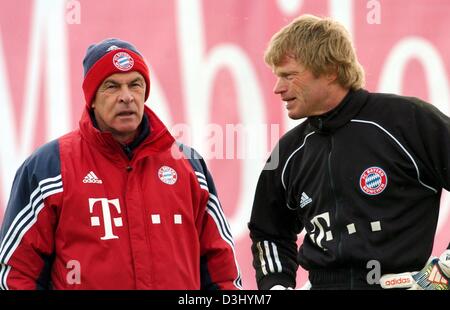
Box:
248, 143, 302, 290
398, 98, 450, 252
406, 98, 450, 191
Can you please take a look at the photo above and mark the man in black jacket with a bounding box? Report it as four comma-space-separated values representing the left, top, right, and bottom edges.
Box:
249, 14, 450, 290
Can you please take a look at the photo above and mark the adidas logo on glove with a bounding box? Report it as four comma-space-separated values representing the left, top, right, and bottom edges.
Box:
381, 275, 412, 288
380, 250, 450, 290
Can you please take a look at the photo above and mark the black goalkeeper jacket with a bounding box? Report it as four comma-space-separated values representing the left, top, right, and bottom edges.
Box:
249, 89, 450, 289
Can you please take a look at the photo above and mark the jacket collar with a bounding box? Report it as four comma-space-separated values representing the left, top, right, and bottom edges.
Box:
308, 89, 369, 133
89, 110, 151, 159
79, 105, 175, 162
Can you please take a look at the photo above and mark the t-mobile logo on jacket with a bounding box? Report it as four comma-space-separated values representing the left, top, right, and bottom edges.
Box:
88, 198, 123, 240
309, 212, 333, 250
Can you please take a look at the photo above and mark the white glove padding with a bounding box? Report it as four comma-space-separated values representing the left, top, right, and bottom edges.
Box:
270, 285, 293, 290
269, 281, 311, 290
380, 250, 450, 290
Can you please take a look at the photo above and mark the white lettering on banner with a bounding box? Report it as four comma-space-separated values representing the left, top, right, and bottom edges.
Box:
0, 0, 70, 205
330, 0, 354, 35
379, 37, 450, 116
276, 0, 303, 15
146, 65, 173, 127
378, 37, 450, 233
89, 198, 123, 240
175, 0, 267, 239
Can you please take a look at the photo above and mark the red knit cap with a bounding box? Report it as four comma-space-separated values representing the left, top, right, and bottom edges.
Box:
82, 41, 150, 109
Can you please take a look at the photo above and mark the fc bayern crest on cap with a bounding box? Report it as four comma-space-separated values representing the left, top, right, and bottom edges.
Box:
112, 52, 134, 71
360, 167, 388, 195
158, 166, 177, 185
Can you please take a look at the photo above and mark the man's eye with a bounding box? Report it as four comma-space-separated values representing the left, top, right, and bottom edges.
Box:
279, 74, 293, 81
131, 83, 142, 88
105, 84, 117, 89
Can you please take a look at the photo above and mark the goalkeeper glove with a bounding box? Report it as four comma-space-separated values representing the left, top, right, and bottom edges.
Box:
270, 285, 293, 290
379, 250, 450, 290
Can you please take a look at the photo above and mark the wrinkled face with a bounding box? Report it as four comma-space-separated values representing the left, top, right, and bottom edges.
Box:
272, 55, 332, 119
92, 71, 146, 143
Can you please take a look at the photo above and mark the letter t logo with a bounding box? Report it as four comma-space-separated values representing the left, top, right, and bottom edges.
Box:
88, 198, 123, 240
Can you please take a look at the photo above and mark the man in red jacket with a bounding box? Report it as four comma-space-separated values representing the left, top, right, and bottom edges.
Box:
0, 38, 242, 290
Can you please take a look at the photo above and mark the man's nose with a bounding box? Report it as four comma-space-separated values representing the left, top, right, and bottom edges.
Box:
273, 78, 287, 94
118, 86, 133, 103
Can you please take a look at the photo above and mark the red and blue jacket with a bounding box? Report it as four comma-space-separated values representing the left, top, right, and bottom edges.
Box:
0, 105, 242, 290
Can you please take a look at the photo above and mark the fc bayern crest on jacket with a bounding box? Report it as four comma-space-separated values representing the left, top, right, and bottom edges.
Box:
359, 167, 388, 195
113, 52, 134, 71
158, 166, 178, 185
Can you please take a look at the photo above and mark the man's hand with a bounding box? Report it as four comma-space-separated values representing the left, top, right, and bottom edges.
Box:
380, 250, 450, 290
270, 285, 293, 290
269, 281, 311, 290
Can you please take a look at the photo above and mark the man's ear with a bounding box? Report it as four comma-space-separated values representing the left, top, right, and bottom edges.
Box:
325, 69, 338, 84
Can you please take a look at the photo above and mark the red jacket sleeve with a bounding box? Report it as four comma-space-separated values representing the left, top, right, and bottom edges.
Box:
195, 165, 242, 290
177, 143, 242, 290
0, 140, 62, 290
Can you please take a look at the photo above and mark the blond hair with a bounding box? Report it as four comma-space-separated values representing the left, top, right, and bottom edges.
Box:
265, 14, 365, 90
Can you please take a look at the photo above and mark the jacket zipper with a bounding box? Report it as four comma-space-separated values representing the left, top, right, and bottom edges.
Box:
327, 136, 342, 261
